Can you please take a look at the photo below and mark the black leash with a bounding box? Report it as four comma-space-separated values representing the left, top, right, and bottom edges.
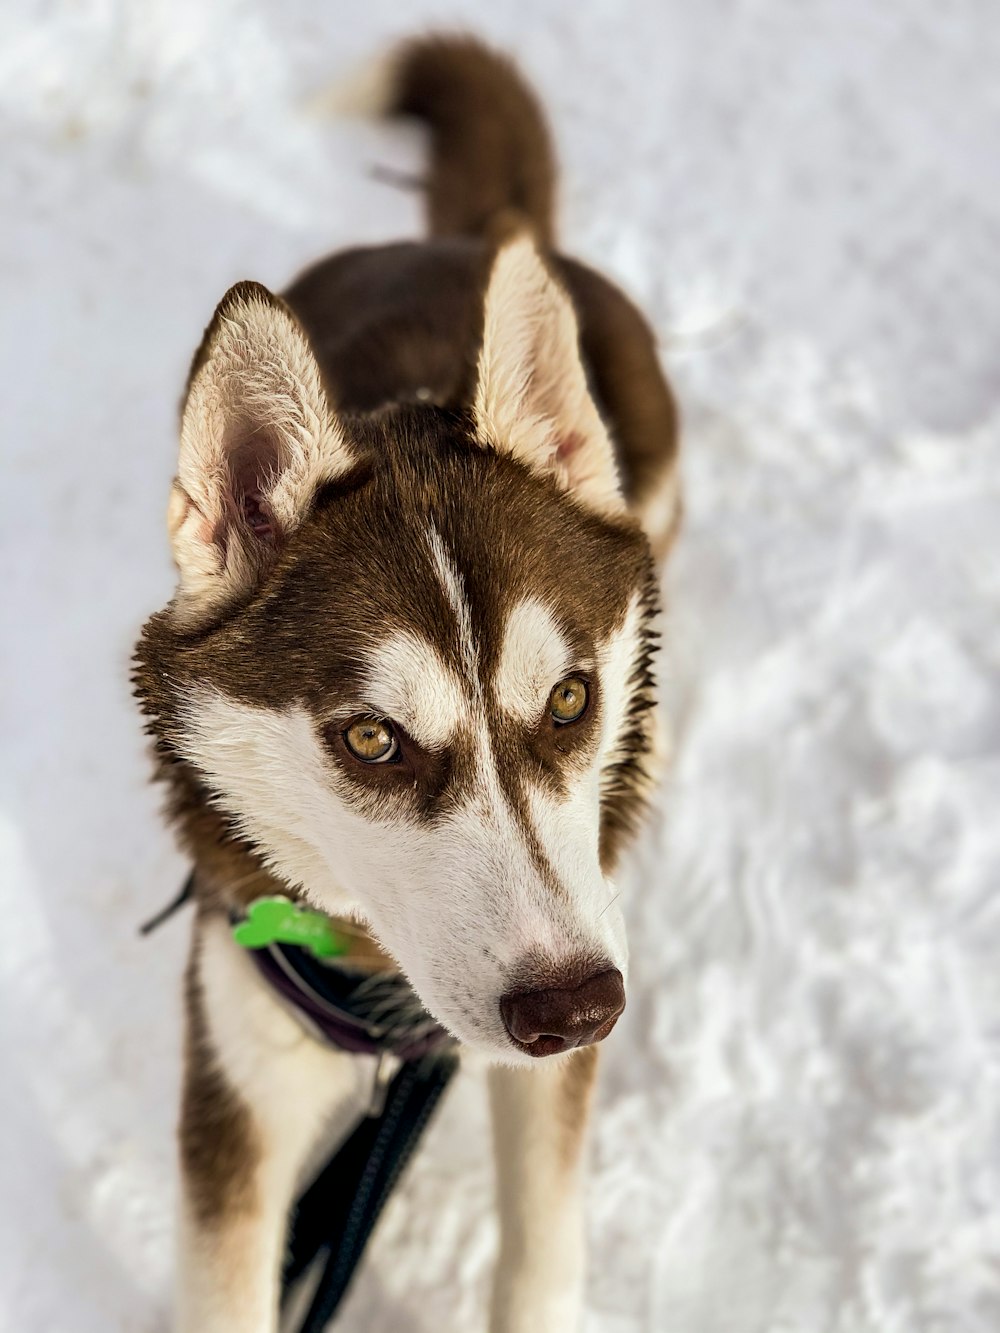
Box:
284, 1051, 457, 1329
142, 877, 456, 1330
138, 870, 195, 935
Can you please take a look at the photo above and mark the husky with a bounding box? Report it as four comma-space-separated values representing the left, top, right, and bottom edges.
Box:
134, 34, 680, 1333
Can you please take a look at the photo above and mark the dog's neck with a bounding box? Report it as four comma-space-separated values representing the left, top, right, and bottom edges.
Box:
157, 760, 397, 972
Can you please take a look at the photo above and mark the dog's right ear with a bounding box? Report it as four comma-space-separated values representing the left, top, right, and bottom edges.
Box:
168, 282, 352, 624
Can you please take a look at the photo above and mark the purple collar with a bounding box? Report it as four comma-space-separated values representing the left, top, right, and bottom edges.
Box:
251, 942, 453, 1062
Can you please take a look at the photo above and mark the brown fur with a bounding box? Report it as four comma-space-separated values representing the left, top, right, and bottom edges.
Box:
180, 926, 261, 1226
392, 35, 557, 246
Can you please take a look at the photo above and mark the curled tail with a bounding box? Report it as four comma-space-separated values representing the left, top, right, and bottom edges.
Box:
387, 35, 557, 247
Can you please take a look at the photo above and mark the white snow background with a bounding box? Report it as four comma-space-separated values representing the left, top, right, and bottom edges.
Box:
3, 2, 1000, 1330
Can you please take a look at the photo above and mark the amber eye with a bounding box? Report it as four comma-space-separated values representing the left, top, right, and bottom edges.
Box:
549, 676, 589, 725
343, 718, 399, 763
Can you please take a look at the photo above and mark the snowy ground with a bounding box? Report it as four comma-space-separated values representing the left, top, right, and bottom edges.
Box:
3, 2, 1000, 1330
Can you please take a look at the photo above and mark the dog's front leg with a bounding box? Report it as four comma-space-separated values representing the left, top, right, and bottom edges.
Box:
488, 1046, 599, 1333
175, 915, 370, 1333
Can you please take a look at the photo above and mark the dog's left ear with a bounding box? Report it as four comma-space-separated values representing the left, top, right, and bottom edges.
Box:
168, 281, 353, 623
472, 235, 624, 516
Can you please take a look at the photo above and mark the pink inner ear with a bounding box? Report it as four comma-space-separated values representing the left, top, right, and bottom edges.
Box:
241, 488, 277, 542
555, 432, 583, 464
228, 435, 282, 545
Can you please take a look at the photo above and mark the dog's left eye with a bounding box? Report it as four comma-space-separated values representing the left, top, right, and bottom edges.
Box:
343, 718, 399, 763
549, 676, 589, 725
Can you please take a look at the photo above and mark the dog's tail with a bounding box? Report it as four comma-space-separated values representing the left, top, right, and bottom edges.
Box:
380, 35, 557, 247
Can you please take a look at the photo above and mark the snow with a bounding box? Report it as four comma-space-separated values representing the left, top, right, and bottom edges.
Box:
3, 2, 1000, 1330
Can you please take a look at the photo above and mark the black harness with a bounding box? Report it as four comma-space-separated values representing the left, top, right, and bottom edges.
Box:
143, 876, 457, 1330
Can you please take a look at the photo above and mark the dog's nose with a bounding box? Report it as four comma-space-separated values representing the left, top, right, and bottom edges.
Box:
500, 968, 625, 1057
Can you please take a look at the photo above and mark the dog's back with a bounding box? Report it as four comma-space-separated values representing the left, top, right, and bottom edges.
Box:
286, 37, 680, 554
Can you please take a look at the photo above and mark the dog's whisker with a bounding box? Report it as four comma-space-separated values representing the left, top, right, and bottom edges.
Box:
598, 890, 622, 919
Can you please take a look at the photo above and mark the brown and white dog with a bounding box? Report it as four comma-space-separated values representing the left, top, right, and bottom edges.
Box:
134, 34, 680, 1333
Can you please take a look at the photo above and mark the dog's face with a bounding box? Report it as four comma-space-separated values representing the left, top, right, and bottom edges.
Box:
140, 238, 657, 1063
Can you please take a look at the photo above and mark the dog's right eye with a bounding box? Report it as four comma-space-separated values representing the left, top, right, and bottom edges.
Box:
343, 718, 399, 764
549, 676, 589, 725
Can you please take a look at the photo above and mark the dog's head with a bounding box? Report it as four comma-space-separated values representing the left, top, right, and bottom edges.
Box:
139, 237, 658, 1064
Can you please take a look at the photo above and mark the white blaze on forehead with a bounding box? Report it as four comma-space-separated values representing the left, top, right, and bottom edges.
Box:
426, 524, 479, 684
363, 629, 465, 748
495, 598, 573, 724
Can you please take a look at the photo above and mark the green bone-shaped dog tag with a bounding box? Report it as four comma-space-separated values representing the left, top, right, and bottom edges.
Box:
232, 896, 347, 960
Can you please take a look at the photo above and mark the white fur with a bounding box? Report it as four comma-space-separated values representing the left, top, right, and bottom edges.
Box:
305, 49, 400, 118
176, 918, 370, 1333
474, 236, 625, 516
494, 598, 573, 724
362, 629, 466, 749
170, 285, 353, 623
489, 1060, 589, 1333
197, 917, 372, 1149
597, 592, 647, 800
175, 696, 356, 915
639, 460, 682, 555
426, 523, 480, 683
